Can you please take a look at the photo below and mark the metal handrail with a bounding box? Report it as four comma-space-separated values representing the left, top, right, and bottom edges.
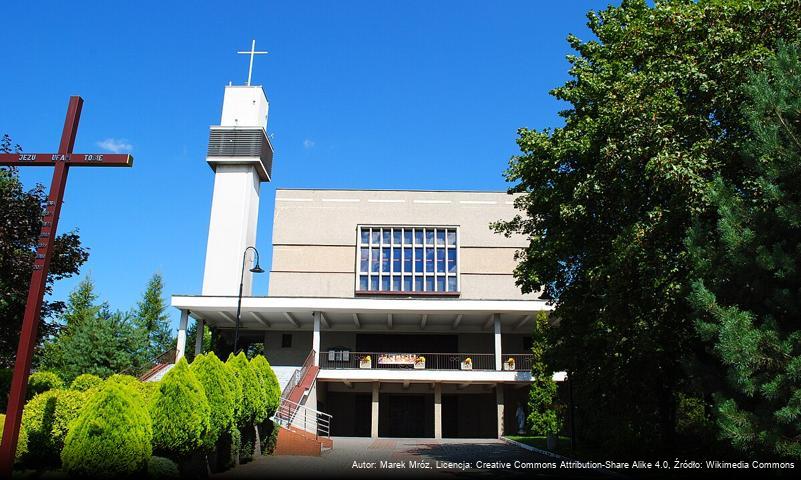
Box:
280, 349, 316, 401
272, 397, 332, 438
318, 351, 535, 371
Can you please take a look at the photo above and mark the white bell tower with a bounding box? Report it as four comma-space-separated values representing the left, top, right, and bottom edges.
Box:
202, 42, 273, 296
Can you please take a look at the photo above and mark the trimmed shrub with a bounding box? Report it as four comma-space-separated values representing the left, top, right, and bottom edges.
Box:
0, 413, 28, 462
150, 358, 210, 458
147, 456, 180, 479
61, 380, 152, 478
190, 353, 236, 448
226, 352, 263, 427
251, 355, 281, 420
27, 371, 64, 397
70, 373, 103, 392
225, 362, 243, 425
215, 424, 240, 471
105, 373, 140, 387
20, 388, 86, 465
260, 420, 279, 455
105, 373, 159, 405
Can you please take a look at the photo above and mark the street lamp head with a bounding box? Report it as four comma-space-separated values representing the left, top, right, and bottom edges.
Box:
250, 264, 265, 274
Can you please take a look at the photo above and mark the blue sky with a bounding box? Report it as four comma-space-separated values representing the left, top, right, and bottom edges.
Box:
0, 1, 608, 331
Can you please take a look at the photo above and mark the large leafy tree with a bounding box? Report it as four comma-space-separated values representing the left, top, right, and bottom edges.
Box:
131, 273, 174, 363
495, 0, 801, 454
0, 135, 89, 366
687, 41, 801, 460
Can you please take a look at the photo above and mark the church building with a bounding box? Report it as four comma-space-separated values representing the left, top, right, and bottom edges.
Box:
170, 68, 553, 443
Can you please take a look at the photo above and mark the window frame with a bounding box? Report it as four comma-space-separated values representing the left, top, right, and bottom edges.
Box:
355, 225, 460, 296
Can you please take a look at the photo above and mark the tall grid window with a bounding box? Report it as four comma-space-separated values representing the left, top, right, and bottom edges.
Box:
357, 226, 458, 293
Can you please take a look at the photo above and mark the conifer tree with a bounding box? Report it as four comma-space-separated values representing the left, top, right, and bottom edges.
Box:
688, 41, 801, 460
527, 313, 561, 436
132, 273, 174, 362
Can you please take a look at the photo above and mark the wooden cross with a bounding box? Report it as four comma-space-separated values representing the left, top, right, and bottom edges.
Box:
0, 96, 132, 475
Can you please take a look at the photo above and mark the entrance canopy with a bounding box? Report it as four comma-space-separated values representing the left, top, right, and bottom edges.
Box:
170, 295, 552, 333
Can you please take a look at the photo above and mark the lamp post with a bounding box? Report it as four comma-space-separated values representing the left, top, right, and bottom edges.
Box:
234, 246, 264, 354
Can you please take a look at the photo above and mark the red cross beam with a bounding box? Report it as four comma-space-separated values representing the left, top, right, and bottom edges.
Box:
0, 96, 132, 476
0, 152, 133, 167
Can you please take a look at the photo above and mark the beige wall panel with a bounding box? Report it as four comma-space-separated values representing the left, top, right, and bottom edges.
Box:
272, 190, 527, 248
268, 271, 355, 297
459, 274, 537, 300
459, 247, 521, 275
272, 245, 355, 273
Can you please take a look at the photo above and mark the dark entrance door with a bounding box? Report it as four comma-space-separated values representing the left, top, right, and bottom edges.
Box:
379, 394, 430, 437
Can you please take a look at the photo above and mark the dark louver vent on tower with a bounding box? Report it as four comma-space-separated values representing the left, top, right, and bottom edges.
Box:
206, 127, 273, 181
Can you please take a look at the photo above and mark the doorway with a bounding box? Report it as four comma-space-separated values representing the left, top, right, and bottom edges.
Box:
378, 393, 434, 437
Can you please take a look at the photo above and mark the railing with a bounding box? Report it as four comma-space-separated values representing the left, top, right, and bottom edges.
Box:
319, 351, 535, 371
504, 353, 535, 372
272, 397, 332, 438
280, 349, 316, 402
120, 348, 176, 380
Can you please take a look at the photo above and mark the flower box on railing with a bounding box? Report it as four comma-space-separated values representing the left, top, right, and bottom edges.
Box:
359, 356, 372, 369
414, 357, 425, 369
504, 358, 516, 371
461, 358, 473, 370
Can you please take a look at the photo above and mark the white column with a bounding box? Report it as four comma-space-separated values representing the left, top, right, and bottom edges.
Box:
371, 382, 380, 438
434, 383, 442, 439
194, 318, 204, 356
496, 384, 505, 438
176, 309, 189, 361
494, 313, 502, 370
312, 311, 321, 366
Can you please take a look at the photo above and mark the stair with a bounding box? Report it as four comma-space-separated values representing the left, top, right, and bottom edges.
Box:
272, 350, 333, 456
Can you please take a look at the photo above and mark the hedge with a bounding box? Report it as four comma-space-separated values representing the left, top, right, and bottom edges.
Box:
147, 455, 180, 479
61, 380, 152, 477
0, 413, 28, 462
70, 373, 103, 392
226, 352, 264, 427
150, 358, 210, 458
190, 353, 236, 448
251, 355, 281, 420
27, 371, 64, 397
20, 389, 86, 465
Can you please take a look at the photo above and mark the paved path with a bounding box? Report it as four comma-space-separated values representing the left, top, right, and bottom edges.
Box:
214, 437, 606, 479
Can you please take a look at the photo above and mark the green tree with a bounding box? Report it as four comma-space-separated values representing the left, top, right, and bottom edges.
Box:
149, 358, 210, 459
39, 278, 140, 382
687, 41, 801, 460
61, 380, 152, 477
0, 135, 89, 367
132, 273, 174, 363
190, 353, 236, 448
494, 0, 801, 454
527, 313, 561, 436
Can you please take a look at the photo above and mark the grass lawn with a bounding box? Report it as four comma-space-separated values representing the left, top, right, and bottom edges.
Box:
506, 435, 572, 453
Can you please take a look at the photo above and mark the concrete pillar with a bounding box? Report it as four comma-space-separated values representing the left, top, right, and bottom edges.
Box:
494, 313, 502, 370
371, 382, 380, 438
175, 309, 189, 361
312, 311, 321, 366
434, 383, 442, 439
194, 318, 205, 356
496, 384, 505, 438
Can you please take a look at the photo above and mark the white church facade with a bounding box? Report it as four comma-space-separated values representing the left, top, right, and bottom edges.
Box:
170, 79, 553, 440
